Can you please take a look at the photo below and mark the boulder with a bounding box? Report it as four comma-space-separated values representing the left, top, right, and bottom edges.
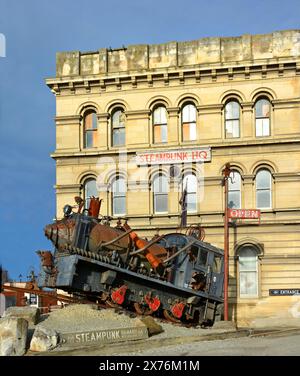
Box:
4, 306, 40, 325
30, 326, 59, 352
139, 316, 163, 336
0, 317, 28, 356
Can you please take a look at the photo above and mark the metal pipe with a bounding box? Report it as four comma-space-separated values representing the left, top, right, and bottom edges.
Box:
129, 235, 165, 256
223, 163, 231, 321
98, 229, 133, 248
162, 238, 197, 264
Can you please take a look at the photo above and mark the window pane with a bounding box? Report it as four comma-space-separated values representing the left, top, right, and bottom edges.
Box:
212, 255, 222, 273
113, 128, 125, 146
262, 118, 270, 136
112, 110, 125, 128
161, 124, 167, 142
256, 118, 270, 136
84, 179, 97, 208
189, 122, 197, 140
229, 171, 241, 190
154, 194, 168, 213
182, 104, 196, 122
91, 113, 97, 129
257, 190, 271, 208
225, 101, 239, 120
256, 118, 263, 137
240, 271, 257, 296
198, 249, 208, 266
187, 192, 197, 212
85, 131, 93, 148
228, 191, 240, 209
255, 99, 270, 118
113, 196, 126, 215
183, 122, 196, 141
112, 177, 126, 195
154, 124, 167, 143
256, 170, 271, 189
225, 120, 239, 138
153, 175, 168, 193
153, 106, 167, 124
85, 179, 97, 198
239, 256, 257, 271
183, 174, 197, 193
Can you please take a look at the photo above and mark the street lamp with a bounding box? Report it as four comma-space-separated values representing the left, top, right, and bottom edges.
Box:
222, 163, 231, 321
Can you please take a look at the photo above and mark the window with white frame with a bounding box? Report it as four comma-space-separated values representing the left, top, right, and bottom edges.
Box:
83, 178, 97, 209
239, 246, 258, 298
256, 169, 272, 209
112, 176, 126, 216
181, 103, 197, 141
228, 171, 241, 209
153, 106, 167, 143
112, 108, 125, 146
153, 174, 168, 213
84, 110, 98, 148
255, 98, 270, 137
182, 173, 197, 213
225, 101, 240, 138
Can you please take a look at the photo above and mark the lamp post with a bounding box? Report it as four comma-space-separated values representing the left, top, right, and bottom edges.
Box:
222, 163, 231, 321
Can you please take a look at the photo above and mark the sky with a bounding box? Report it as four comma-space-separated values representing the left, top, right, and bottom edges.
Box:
0, 0, 299, 281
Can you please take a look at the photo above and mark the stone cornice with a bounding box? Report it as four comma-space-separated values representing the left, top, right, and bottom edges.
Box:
51, 137, 300, 159
46, 59, 300, 95
55, 115, 81, 125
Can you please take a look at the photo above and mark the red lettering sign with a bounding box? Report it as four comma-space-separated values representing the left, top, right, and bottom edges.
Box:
136, 148, 211, 165
228, 209, 261, 219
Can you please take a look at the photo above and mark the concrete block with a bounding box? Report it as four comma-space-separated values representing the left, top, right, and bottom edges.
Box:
30, 326, 59, 352
4, 306, 40, 325
139, 316, 164, 336
0, 317, 28, 356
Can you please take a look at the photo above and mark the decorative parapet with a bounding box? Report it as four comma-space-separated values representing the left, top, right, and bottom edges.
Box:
54, 30, 300, 78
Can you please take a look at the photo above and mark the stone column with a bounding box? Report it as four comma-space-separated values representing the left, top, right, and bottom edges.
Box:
167, 107, 180, 145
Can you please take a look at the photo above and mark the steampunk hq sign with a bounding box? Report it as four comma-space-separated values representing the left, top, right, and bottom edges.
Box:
136, 147, 211, 165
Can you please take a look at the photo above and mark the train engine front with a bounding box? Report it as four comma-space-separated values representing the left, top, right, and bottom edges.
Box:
37, 197, 224, 325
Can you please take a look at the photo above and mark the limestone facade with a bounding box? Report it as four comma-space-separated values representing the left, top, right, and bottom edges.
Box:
47, 30, 300, 326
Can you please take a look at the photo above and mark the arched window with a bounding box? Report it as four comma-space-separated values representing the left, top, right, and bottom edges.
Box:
112, 108, 125, 146
225, 100, 240, 138
255, 98, 270, 137
84, 110, 98, 148
182, 173, 197, 213
153, 106, 167, 143
228, 171, 241, 209
112, 176, 126, 216
238, 246, 258, 298
83, 178, 97, 209
153, 174, 168, 213
256, 169, 272, 209
181, 103, 197, 141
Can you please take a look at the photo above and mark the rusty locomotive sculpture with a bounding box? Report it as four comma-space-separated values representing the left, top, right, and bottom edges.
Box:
37, 197, 224, 325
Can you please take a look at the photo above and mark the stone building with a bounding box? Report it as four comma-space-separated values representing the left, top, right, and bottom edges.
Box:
46, 30, 300, 326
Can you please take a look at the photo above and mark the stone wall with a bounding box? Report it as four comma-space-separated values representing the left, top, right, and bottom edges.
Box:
55, 30, 300, 77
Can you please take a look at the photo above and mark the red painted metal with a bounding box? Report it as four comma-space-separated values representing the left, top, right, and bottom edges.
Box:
111, 285, 128, 305
171, 302, 185, 319
144, 293, 161, 312
222, 163, 231, 321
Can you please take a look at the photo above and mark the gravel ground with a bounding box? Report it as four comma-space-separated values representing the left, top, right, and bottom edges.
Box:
36, 304, 145, 333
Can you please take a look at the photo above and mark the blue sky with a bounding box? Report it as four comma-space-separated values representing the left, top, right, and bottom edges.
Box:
0, 0, 299, 280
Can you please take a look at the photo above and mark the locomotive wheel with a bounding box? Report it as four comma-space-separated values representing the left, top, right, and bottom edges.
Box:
105, 298, 119, 308
163, 309, 181, 323
133, 302, 153, 316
